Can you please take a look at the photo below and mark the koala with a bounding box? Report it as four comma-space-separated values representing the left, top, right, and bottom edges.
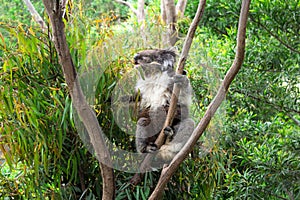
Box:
131, 49, 194, 163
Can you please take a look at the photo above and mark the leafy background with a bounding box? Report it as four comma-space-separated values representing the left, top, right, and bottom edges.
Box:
0, 0, 299, 199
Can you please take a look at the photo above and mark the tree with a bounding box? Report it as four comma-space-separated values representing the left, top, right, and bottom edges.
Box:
42, 1, 115, 199
40, 0, 249, 199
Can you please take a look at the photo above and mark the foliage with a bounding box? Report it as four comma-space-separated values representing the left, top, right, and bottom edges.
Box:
186, 0, 300, 199
0, 0, 299, 199
0, 23, 71, 198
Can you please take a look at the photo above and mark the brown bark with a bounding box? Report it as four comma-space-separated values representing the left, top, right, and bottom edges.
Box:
42, 1, 115, 199
148, 0, 251, 199
161, 0, 167, 23
164, 0, 177, 46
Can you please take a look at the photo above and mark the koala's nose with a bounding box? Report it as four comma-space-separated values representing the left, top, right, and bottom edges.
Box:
133, 54, 140, 64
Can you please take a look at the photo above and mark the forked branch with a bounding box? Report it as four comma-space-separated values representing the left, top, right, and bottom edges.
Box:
149, 0, 251, 199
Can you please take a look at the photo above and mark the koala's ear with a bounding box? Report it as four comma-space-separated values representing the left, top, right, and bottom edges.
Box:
166, 46, 178, 54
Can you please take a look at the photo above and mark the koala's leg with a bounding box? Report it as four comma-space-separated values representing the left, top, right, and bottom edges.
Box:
135, 117, 157, 153
135, 106, 167, 153
155, 118, 194, 162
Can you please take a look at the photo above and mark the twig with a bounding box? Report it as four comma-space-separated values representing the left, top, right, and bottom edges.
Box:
232, 88, 300, 126
115, 0, 138, 16
250, 16, 300, 54
23, 0, 47, 32
149, 0, 251, 199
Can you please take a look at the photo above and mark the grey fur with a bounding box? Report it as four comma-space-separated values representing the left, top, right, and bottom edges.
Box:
133, 49, 194, 164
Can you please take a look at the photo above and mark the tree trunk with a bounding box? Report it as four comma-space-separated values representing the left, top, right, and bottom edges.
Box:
164, 0, 177, 46
137, 0, 145, 24
161, 0, 166, 23
42, 1, 115, 199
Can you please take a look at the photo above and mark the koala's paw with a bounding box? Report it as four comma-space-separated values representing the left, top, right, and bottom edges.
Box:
173, 74, 188, 87
146, 143, 158, 153
163, 126, 174, 137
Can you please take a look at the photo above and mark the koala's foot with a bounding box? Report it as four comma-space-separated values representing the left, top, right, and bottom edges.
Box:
145, 143, 158, 153
137, 142, 158, 153
163, 126, 174, 142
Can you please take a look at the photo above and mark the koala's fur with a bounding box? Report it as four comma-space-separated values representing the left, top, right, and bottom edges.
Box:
133, 49, 194, 163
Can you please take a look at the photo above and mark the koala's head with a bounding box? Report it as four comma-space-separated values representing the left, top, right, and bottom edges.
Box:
133, 49, 176, 71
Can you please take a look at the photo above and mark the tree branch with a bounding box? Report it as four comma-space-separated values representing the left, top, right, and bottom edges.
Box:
23, 0, 47, 32
149, 0, 251, 199
129, 0, 206, 186
115, 0, 138, 16
231, 88, 300, 127
42, 1, 115, 199
157, 0, 206, 149
250, 15, 300, 54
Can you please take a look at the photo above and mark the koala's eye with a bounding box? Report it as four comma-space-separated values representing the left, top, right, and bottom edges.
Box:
142, 56, 152, 63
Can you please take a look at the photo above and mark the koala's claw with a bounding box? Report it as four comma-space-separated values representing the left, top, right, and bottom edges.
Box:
163, 126, 174, 137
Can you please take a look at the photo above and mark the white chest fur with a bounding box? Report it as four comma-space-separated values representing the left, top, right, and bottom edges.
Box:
136, 72, 172, 109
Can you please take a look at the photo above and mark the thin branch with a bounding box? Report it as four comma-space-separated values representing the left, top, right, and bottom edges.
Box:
232, 88, 300, 115
115, 0, 138, 16
156, 0, 207, 149
23, 0, 47, 32
250, 16, 300, 54
149, 0, 251, 199
42, 1, 115, 199
286, 113, 300, 127
130, 0, 206, 185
